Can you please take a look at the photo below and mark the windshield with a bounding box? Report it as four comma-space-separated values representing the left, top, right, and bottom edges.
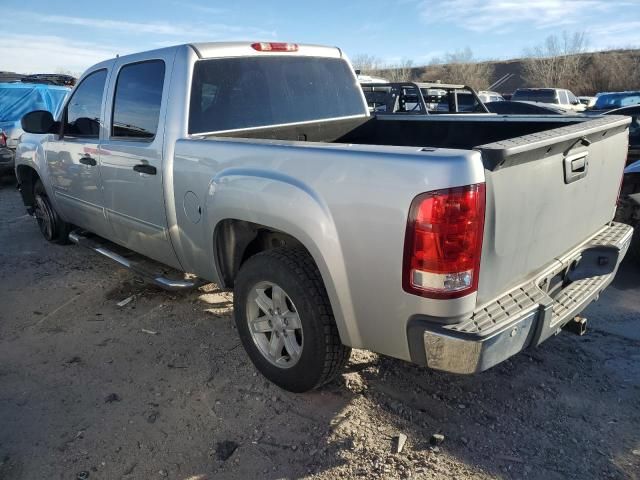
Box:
512, 90, 557, 103
594, 93, 640, 110
189, 56, 366, 133
0, 85, 69, 122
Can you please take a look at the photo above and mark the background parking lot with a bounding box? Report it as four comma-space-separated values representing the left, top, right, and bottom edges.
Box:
0, 175, 638, 480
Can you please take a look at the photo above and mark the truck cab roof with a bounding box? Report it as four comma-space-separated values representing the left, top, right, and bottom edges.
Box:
91, 42, 345, 72
190, 42, 344, 59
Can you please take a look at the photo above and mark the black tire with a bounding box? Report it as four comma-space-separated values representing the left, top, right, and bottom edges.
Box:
234, 247, 351, 392
33, 179, 71, 244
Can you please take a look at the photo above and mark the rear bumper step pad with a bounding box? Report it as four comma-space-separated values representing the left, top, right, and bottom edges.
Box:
419, 222, 633, 374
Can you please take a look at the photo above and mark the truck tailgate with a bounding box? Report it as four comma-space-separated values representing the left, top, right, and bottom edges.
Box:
475, 115, 631, 305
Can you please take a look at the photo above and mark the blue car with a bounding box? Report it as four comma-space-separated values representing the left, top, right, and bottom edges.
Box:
0, 82, 70, 174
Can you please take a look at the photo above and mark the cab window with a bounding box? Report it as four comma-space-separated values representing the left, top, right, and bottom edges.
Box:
111, 60, 165, 139
64, 69, 107, 138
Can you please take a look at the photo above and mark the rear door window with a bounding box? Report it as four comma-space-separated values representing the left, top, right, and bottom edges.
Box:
111, 60, 165, 139
189, 56, 365, 133
64, 69, 107, 138
558, 90, 569, 105
621, 95, 640, 107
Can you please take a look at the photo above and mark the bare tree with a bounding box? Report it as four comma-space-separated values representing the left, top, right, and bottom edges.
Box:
522, 31, 589, 89
350, 54, 383, 75
426, 48, 494, 90
381, 59, 415, 82
578, 51, 640, 94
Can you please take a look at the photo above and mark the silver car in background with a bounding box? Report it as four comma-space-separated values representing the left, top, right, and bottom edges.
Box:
512, 87, 585, 112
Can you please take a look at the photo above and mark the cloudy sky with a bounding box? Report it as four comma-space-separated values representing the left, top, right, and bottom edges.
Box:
3, 0, 638, 74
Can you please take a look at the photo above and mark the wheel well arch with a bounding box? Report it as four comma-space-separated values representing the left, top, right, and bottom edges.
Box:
16, 165, 41, 208
213, 219, 305, 288
212, 217, 358, 348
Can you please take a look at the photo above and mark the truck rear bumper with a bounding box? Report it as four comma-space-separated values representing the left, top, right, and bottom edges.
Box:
410, 222, 633, 374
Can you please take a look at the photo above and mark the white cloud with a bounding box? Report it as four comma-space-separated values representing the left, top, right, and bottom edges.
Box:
1, 34, 120, 74
175, 2, 228, 15
418, 0, 633, 33
39, 13, 274, 39
588, 20, 640, 50
3, 12, 278, 73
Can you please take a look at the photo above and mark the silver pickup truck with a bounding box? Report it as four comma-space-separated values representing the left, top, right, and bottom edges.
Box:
15, 42, 633, 392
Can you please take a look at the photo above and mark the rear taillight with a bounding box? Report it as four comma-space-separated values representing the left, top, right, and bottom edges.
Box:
0, 131, 6, 148
251, 42, 299, 52
403, 183, 486, 299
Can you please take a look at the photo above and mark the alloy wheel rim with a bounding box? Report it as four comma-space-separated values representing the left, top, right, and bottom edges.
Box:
34, 195, 53, 240
246, 281, 303, 369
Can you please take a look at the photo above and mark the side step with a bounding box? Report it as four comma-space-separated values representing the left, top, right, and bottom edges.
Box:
68, 231, 198, 291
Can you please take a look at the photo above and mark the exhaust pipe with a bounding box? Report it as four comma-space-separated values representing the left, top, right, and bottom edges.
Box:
564, 316, 587, 336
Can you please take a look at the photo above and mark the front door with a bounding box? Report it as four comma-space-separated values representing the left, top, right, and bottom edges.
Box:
99, 54, 181, 269
45, 68, 112, 239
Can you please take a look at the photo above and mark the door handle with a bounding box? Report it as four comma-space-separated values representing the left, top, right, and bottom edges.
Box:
563, 152, 589, 184
79, 156, 97, 166
133, 164, 157, 175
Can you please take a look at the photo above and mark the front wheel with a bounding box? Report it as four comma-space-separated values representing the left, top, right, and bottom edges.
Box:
33, 180, 71, 244
233, 247, 351, 392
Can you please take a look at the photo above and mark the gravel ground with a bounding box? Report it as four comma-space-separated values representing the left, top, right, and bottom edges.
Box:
0, 174, 639, 480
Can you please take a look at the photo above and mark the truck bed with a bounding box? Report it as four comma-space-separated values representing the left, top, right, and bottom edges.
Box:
204, 113, 631, 305
211, 113, 583, 151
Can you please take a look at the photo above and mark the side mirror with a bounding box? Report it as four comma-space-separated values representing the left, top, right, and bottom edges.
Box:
21, 110, 56, 134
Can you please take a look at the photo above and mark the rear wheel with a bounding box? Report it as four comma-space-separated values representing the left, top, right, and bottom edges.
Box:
234, 247, 351, 392
33, 180, 71, 244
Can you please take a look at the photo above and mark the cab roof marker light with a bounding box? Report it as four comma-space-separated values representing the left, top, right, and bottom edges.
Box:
251, 42, 299, 52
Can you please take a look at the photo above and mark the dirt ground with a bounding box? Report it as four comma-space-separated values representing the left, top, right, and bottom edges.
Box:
0, 174, 639, 480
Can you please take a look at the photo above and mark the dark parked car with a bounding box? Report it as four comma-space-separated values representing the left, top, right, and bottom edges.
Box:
592, 91, 640, 112
604, 105, 640, 263
483, 100, 571, 115
604, 105, 640, 165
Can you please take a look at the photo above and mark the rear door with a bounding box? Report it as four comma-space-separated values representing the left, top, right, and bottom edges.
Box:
99, 51, 181, 269
45, 67, 113, 238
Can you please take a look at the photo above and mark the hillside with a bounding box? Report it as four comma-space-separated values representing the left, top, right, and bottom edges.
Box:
397, 49, 640, 95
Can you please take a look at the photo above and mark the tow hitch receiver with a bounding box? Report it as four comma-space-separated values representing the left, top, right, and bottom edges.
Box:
564, 316, 587, 336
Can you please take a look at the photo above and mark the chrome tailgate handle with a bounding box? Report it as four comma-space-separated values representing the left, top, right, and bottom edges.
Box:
564, 152, 589, 184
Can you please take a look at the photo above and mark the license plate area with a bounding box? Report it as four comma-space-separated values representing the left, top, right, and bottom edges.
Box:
566, 245, 620, 282
537, 245, 620, 297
